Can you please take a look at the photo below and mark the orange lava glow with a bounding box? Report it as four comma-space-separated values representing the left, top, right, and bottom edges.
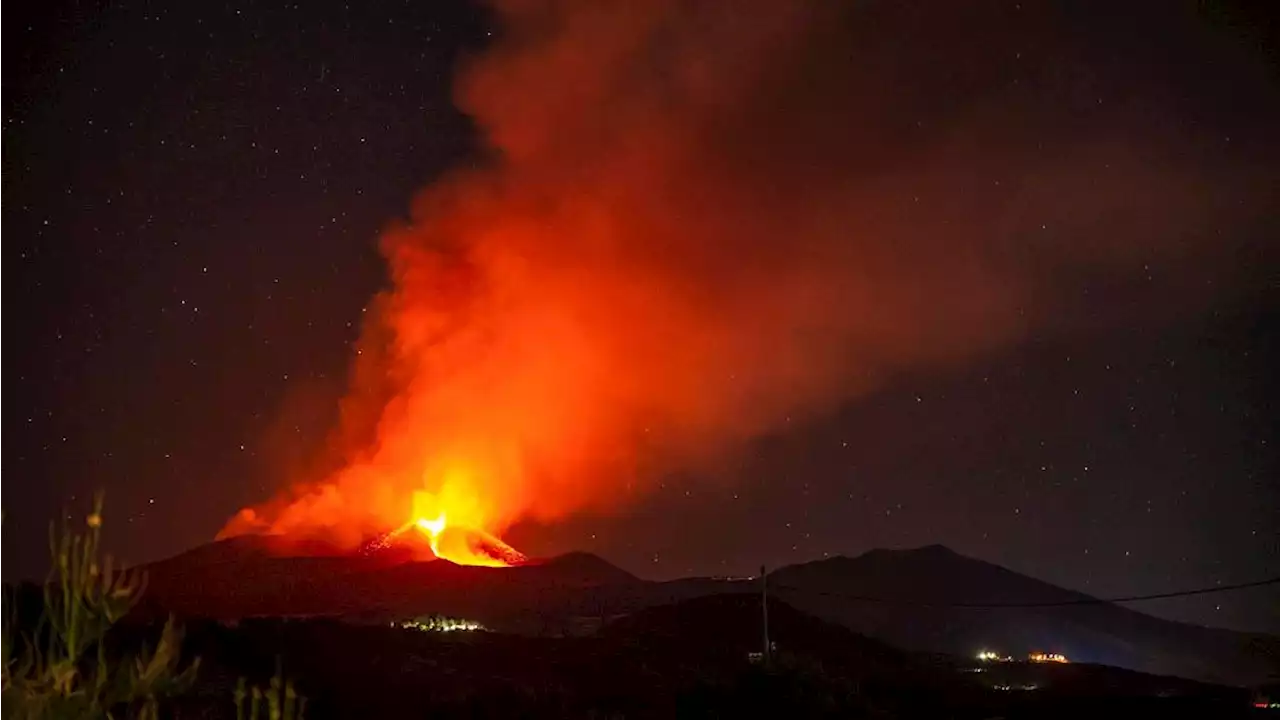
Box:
220, 459, 531, 566
399, 489, 525, 567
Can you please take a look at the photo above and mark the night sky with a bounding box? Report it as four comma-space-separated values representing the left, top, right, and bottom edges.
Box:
6, 1, 1278, 634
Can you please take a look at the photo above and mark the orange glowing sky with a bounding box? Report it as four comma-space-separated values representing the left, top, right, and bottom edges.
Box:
217, 0, 1272, 565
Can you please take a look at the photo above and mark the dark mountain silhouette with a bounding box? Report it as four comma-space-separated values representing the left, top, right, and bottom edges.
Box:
761, 545, 1279, 688
525, 550, 641, 585
598, 593, 912, 673
131, 539, 1278, 687
592, 595, 1240, 708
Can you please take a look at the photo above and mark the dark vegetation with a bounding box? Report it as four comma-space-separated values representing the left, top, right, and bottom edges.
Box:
2, 498, 199, 720
4, 589, 1252, 719
3, 506, 1273, 718
4, 582, 1261, 719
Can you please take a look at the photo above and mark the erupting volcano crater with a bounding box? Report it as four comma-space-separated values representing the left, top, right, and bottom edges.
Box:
364, 512, 527, 567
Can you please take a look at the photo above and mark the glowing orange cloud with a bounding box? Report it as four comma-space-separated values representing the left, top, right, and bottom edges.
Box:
220, 1, 1270, 562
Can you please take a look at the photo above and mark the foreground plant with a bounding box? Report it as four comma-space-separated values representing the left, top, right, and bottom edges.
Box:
233, 664, 306, 720
1, 494, 199, 719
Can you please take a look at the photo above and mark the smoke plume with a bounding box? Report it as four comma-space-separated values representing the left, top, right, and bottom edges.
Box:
223, 1, 1274, 549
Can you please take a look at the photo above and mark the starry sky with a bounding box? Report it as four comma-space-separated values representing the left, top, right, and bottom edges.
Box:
5, 1, 1278, 633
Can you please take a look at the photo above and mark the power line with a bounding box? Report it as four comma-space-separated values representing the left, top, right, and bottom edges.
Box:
770, 575, 1280, 609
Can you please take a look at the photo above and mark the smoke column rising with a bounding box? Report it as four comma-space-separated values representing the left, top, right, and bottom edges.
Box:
222, 0, 1274, 550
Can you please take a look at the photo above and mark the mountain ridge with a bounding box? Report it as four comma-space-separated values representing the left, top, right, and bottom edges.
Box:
126, 539, 1277, 687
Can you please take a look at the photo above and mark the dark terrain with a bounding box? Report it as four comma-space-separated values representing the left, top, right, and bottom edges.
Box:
132, 539, 1279, 687
125, 595, 1256, 719
7, 541, 1276, 717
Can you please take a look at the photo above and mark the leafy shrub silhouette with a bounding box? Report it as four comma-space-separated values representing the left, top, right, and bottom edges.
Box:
2, 495, 198, 719
232, 662, 306, 720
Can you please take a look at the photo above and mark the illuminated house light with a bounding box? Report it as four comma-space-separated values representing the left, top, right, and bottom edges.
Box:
976, 650, 1013, 662
1252, 692, 1279, 709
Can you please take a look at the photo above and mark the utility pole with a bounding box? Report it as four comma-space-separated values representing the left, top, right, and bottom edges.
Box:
760, 564, 771, 667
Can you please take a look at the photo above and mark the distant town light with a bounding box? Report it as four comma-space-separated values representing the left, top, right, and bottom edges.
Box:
993, 683, 1041, 691
976, 650, 1013, 662
395, 615, 486, 633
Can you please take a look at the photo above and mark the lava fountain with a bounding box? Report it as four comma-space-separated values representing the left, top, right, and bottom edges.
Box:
225, 457, 531, 567
388, 489, 527, 567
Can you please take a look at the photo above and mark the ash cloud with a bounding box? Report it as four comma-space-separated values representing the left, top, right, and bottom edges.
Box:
224, 1, 1275, 544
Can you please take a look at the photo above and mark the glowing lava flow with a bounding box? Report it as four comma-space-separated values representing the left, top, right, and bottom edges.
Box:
374, 489, 527, 567
387, 510, 525, 567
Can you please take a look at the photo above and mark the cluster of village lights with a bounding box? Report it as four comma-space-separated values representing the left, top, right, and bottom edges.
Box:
396, 615, 486, 633
976, 649, 1068, 664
